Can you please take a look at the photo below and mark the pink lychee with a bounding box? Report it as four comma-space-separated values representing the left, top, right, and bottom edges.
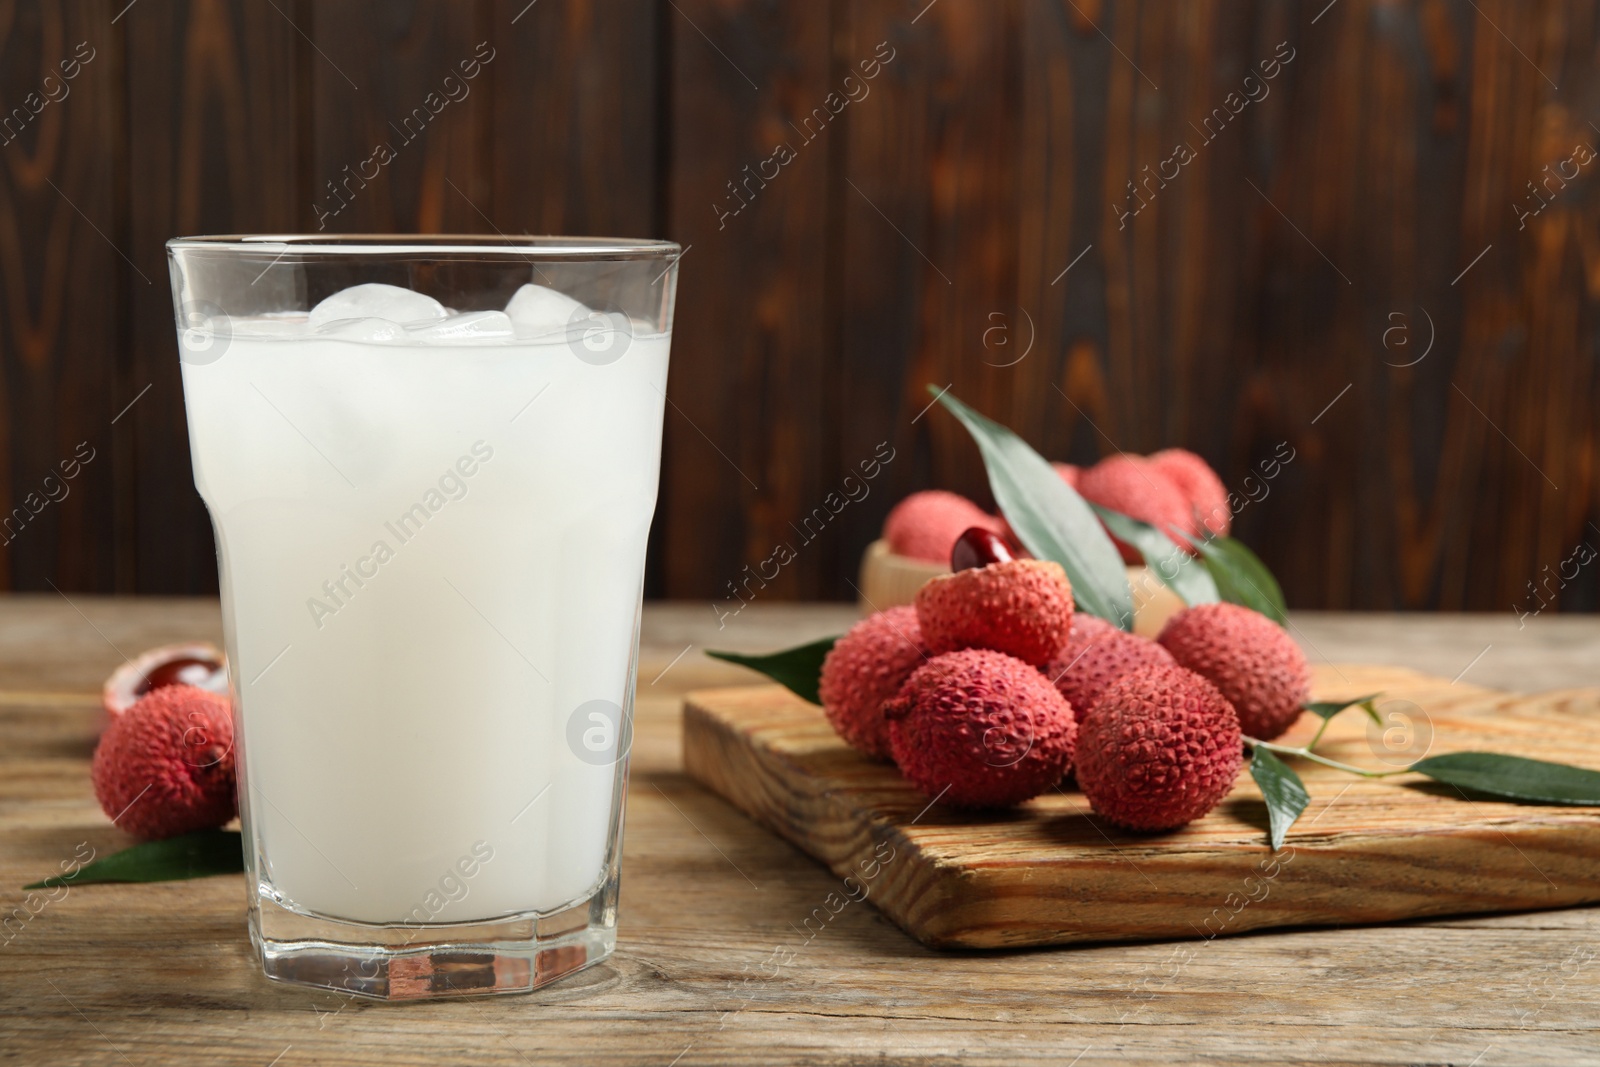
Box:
1045, 613, 1177, 722
1150, 448, 1231, 537
882, 490, 1004, 564
91, 684, 237, 840
1076, 663, 1243, 831
818, 606, 928, 759
884, 648, 1077, 808
915, 559, 1074, 668
1157, 602, 1311, 741
1077, 455, 1199, 563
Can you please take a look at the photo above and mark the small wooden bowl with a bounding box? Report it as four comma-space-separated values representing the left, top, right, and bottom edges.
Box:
857, 538, 1185, 639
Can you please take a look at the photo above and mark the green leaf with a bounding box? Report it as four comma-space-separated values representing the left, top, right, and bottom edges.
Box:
1409, 752, 1600, 805
1250, 747, 1309, 850
1305, 693, 1383, 726
25, 830, 243, 889
1092, 505, 1220, 608
1183, 533, 1289, 626
930, 386, 1133, 629
707, 637, 839, 705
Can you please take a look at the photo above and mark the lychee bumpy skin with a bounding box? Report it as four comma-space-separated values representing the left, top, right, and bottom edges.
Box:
1149, 447, 1231, 537
884, 648, 1077, 808
91, 684, 237, 840
1052, 462, 1081, 489
1077, 455, 1199, 564
1075, 663, 1243, 831
914, 559, 1074, 668
818, 606, 928, 760
1157, 602, 1311, 741
882, 490, 1005, 563
1045, 614, 1176, 722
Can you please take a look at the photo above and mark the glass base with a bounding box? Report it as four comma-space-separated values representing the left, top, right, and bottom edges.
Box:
250, 876, 617, 1001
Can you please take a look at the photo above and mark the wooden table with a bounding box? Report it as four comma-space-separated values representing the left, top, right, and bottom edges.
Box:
3, 597, 1598, 1066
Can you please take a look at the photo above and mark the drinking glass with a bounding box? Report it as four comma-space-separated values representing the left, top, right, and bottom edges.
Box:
167, 235, 679, 999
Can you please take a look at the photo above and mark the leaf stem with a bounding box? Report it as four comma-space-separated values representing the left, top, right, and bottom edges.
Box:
1244, 737, 1407, 779
1304, 715, 1333, 751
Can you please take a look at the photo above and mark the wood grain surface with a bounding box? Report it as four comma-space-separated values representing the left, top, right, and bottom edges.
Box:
683, 666, 1600, 948
122, 0, 300, 595
0, 1, 118, 593
2, 598, 1599, 1065
4, 1, 1600, 611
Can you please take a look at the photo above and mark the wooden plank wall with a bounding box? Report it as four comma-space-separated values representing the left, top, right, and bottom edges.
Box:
1, 0, 1597, 612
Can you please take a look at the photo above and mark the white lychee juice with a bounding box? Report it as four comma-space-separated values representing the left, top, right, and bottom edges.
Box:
174, 260, 673, 996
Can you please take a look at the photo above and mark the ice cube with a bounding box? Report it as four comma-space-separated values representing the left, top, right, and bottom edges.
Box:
308, 283, 447, 329
405, 310, 514, 341
505, 283, 588, 340
315, 316, 406, 342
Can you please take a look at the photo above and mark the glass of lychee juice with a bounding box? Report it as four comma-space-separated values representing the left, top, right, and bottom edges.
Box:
166, 236, 679, 1000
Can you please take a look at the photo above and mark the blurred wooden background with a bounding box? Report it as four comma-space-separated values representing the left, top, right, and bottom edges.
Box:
1, 0, 1597, 611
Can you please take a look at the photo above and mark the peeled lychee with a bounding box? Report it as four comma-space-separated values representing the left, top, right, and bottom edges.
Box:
818, 606, 928, 759
1076, 664, 1243, 831
882, 490, 1004, 564
1045, 614, 1176, 721
1157, 602, 1310, 741
102, 641, 228, 719
91, 684, 237, 840
1150, 448, 1231, 537
1077, 456, 1199, 563
915, 559, 1074, 668
884, 648, 1076, 808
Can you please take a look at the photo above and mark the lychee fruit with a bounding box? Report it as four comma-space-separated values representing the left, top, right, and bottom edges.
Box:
915, 559, 1074, 668
91, 684, 237, 840
1150, 448, 1231, 537
1052, 462, 1082, 490
818, 606, 928, 759
1157, 602, 1310, 741
102, 641, 228, 719
884, 648, 1076, 808
882, 490, 1004, 564
1045, 614, 1176, 722
1077, 455, 1200, 563
1076, 663, 1243, 831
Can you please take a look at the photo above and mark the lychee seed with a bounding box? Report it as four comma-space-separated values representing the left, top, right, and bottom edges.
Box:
950, 526, 1015, 571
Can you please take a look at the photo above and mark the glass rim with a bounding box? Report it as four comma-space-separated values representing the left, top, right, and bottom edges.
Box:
166, 234, 682, 260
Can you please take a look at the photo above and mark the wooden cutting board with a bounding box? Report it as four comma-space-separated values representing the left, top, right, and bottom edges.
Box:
682, 664, 1600, 949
